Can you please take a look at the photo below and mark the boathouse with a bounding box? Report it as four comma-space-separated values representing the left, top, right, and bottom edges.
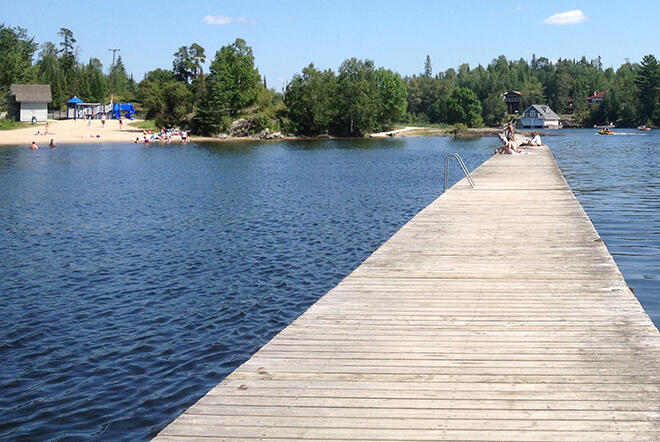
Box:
504, 91, 521, 114
6, 84, 52, 122
518, 104, 561, 129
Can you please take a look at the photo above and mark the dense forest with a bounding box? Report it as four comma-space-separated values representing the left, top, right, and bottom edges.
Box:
1, 23, 658, 136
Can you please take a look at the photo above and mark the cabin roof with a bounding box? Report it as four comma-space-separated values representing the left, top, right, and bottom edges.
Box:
9, 84, 52, 103
522, 104, 560, 120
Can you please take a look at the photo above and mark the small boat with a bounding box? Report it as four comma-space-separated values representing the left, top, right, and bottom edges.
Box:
637, 125, 652, 131
598, 128, 614, 135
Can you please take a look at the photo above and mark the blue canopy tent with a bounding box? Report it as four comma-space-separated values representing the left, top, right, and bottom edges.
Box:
66, 96, 84, 120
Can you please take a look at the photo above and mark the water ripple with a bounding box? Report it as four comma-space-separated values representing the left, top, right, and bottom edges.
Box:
0, 138, 490, 440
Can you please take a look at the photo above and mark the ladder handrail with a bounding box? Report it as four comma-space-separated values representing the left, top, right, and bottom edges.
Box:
444, 153, 475, 191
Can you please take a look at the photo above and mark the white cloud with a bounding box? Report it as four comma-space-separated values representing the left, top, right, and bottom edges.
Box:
202, 15, 256, 25
542, 9, 587, 25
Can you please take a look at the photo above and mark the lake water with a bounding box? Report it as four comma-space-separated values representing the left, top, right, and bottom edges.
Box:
0, 131, 657, 440
549, 129, 660, 325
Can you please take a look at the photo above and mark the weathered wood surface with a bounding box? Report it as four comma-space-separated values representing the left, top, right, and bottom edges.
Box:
156, 145, 660, 441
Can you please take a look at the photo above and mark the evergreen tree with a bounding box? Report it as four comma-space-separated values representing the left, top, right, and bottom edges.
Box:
482, 92, 506, 126
635, 54, 659, 124
173, 46, 194, 84
424, 55, 432, 77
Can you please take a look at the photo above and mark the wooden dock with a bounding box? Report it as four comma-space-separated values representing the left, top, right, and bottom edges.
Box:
156, 145, 660, 441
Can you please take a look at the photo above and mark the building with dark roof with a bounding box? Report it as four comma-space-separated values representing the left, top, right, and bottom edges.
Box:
518, 104, 561, 129
7, 84, 52, 122
504, 91, 521, 114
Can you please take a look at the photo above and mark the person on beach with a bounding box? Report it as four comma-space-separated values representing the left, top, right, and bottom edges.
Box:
181, 130, 188, 144
30, 141, 38, 150
49, 139, 56, 148
134, 137, 141, 144
101, 113, 106, 128
118, 117, 123, 130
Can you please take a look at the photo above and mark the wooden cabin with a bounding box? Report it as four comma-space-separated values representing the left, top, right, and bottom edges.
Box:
504, 91, 521, 114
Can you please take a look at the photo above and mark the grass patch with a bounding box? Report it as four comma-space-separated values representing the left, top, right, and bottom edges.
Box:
424, 122, 453, 129
128, 120, 159, 131
0, 120, 29, 130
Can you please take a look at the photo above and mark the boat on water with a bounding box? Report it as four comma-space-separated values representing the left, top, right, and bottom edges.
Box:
637, 125, 652, 131
598, 128, 614, 135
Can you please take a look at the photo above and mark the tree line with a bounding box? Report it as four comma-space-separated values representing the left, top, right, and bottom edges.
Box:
1, 23, 658, 135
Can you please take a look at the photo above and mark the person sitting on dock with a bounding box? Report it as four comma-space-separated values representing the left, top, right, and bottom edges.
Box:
495, 138, 522, 155
521, 132, 542, 147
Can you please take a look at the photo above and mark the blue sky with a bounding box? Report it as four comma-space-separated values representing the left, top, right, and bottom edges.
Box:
1, 1, 658, 89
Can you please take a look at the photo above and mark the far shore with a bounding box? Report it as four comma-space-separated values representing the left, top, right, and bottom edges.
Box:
0, 119, 560, 147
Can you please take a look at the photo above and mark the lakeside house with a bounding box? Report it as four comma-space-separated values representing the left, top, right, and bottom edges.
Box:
504, 91, 521, 114
6, 84, 52, 122
587, 90, 606, 106
518, 104, 561, 129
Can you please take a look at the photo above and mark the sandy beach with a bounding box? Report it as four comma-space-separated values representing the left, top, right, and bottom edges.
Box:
0, 119, 165, 147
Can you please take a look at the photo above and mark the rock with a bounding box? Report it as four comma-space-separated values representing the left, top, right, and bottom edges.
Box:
266, 131, 283, 139
229, 118, 252, 137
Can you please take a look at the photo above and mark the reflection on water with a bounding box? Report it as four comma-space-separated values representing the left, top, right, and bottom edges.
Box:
550, 129, 660, 326
0, 138, 491, 440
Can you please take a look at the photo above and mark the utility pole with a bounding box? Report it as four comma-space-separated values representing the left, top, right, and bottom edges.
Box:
108, 48, 120, 104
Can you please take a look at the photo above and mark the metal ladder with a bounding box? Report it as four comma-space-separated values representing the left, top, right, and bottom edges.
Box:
444, 153, 475, 191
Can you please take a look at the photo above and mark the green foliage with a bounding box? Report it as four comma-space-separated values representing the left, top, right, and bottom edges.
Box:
375, 68, 408, 128
447, 87, 483, 127
192, 38, 261, 135
451, 123, 468, 134
635, 54, 659, 125
424, 55, 432, 77
109, 55, 134, 100
0, 119, 28, 130
209, 38, 261, 115
138, 79, 191, 127
0, 24, 37, 100
128, 119, 159, 131
404, 53, 658, 127
284, 59, 406, 136
57, 28, 76, 77
481, 92, 507, 126
284, 63, 337, 135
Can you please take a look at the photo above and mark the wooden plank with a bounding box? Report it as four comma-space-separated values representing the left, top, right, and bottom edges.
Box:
154, 145, 660, 440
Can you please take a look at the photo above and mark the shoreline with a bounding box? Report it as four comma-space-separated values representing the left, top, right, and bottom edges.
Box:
0, 120, 569, 147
